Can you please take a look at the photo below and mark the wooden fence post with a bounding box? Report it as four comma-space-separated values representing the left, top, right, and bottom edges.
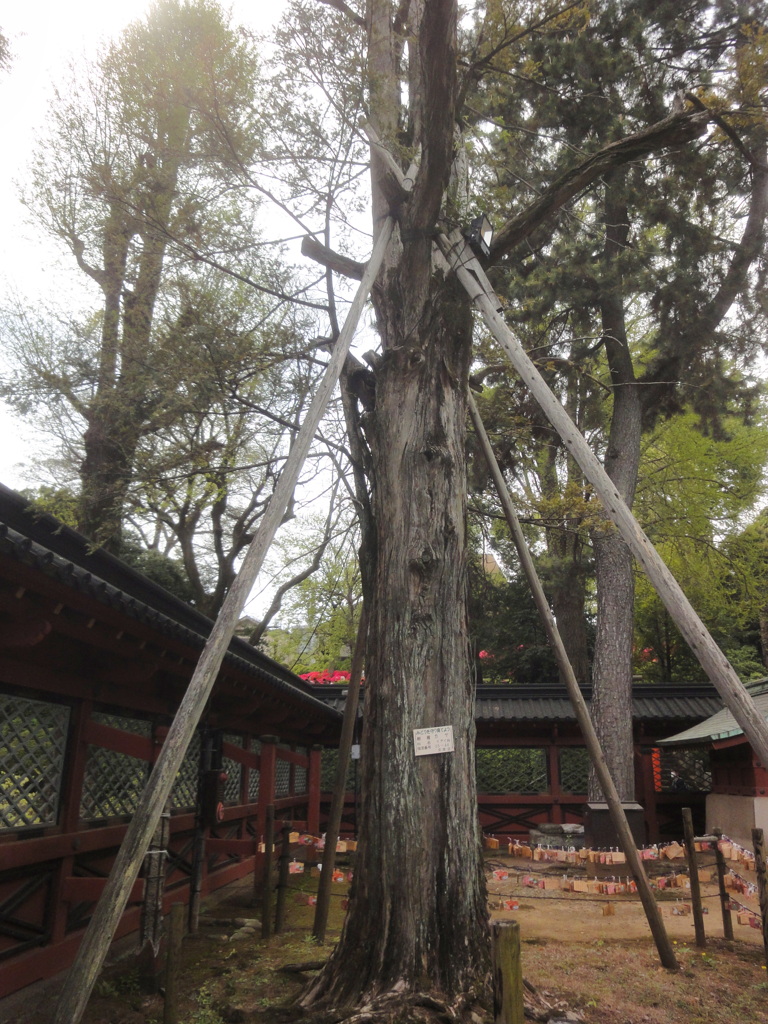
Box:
163, 902, 185, 1024
492, 920, 524, 1024
751, 828, 768, 970
682, 808, 706, 947
712, 828, 733, 940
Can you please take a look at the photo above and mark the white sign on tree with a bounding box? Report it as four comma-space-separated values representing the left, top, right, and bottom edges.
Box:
413, 726, 454, 756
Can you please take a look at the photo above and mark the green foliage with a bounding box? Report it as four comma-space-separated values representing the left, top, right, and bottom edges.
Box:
183, 986, 225, 1024
20, 485, 79, 528
262, 519, 362, 674
1, 0, 330, 615
633, 409, 768, 679
468, 551, 558, 684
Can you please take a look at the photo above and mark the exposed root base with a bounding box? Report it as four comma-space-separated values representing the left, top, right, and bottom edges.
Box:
291, 982, 581, 1024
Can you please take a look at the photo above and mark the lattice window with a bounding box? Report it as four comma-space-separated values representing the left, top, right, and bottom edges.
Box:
172, 731, 201, 810
320, 748, 356, 791
248, 738, 260, 801
222, 734, 244, 804
560, 747, 589, 794
275, 744, 291, 797
80, 713, 151, 821
475, 747, 548, 794
0, 694, 70, 830
294, 746, 308, 795
654, 746, 711, 793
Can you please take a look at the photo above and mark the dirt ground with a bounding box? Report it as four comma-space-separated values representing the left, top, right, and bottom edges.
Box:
10, 852, 768, 1024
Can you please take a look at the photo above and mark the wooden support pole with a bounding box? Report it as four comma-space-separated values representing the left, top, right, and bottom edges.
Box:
138, 799, 170, 991
275, 823, 291, 935
712, 827, 734, 940
442, 229, 768, 773
51, 219, 395, 1024
261, 805, 275, 942
163, 902, 185, 1024
682, 808, 706, 947
491, 920, 524, 1024
468, 393, 678, 970
313, 606, 367, 943
751, 828, 768, 970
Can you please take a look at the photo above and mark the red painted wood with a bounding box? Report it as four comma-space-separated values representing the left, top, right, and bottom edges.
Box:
62, 877, 145, 903
82, 719, 154, 761
308, 746, 322, 834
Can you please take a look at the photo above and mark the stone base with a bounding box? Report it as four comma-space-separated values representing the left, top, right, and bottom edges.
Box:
529, 823, 585, 849
583, 802, 645, 848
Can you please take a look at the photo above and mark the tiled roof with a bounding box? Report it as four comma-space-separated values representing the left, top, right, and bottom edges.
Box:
658, 681, 768, 746
313, 683, 721, 723
0, 484, 340, 725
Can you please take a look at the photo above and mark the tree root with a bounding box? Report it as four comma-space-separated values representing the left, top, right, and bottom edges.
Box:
288, 982, 582, 1024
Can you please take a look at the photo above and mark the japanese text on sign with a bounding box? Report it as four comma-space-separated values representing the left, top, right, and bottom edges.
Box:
413, 725, 454, 756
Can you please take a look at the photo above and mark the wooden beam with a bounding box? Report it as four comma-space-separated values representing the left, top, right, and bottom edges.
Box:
440, 228, 768, 773
468, 393, 678, 970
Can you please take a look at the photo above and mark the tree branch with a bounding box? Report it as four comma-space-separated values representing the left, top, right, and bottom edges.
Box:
248, 483, 341, 644
302, 234, 366, 279
489, 110, 711, 262
315, 0, 366, 28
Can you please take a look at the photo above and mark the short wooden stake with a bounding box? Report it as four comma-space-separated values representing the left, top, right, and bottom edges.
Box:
492, 920, 524, 1024
682, 808, 706, 947
751, 828, 768, 970
261, 805, 275, 942
275, 823, 291, 935
163, 902, 185, 1024
712, 827, 733, 941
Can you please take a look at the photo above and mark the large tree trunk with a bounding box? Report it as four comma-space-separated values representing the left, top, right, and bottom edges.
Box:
589, 174, 640, 802
303, 0, 490, 1008
304, 275, 489, 1007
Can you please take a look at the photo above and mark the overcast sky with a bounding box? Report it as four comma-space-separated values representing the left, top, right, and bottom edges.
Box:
0, 1, 287, 489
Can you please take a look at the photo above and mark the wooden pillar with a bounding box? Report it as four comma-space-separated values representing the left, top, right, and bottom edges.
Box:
261, 805, 275, 942
274, 823, 291, 935
639, 745, 659, 842
51, 700, 92, 945
548, 737, 562, 824
257, 736, 278, 839
307, 745, 323, 835
163, 902, 185, 1024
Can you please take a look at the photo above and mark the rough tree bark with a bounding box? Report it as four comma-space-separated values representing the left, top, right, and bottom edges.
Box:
301, 0, 491, 1010
588, 171, 640, 802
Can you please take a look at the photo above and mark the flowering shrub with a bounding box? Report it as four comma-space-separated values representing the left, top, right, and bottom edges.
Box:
299, 670, 353, 684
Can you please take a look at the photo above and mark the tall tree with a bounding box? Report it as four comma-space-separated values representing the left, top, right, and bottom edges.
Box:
10, 0, 267, 553
282, 0, 767, 1009
467, 0, 768, 800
